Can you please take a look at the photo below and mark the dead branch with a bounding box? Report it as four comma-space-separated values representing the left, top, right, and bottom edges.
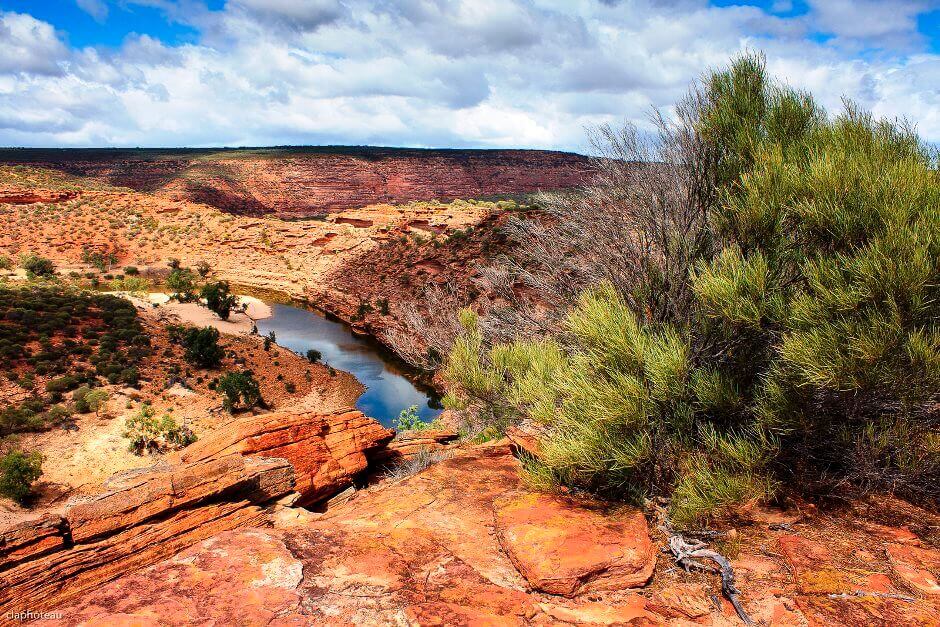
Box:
668, 535, 755, 626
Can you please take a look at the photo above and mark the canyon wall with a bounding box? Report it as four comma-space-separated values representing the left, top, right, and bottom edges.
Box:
0, 147, 591, 217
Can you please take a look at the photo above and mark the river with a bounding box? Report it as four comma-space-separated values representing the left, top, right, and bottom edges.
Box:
255, 302, 442, 427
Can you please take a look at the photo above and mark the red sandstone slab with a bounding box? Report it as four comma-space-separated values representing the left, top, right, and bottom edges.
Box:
494, 492, 655, 597
887, 543, 940, 596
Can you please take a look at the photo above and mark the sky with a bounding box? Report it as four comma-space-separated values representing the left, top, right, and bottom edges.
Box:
0, 0, 938, 151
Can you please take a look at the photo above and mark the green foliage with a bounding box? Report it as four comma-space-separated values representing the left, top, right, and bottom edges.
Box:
178, 326, 224, 368
81, 247, 117, 272
263, 331, 276, 351
123, 403, 196, 454
20, 253, 55, 278
200, 280, 238, 321
216, 370, 261, 412
166, 267, 198, 301
0, 449, 43, 504
394, 405, 441, 431
305, 349, 321, 363
442, 53, 940, 524
0, 255, 11, 270
72, 386, 108, 414
0, 285, 149, 435
109, 276, 150, 294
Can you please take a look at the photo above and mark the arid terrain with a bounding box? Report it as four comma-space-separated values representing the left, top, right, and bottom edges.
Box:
1, 148, 938, 627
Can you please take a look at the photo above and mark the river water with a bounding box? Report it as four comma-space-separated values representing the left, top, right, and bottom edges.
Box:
255, 302, 442, 427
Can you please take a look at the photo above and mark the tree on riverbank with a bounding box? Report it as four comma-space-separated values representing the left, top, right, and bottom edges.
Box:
442, 53, 940, 526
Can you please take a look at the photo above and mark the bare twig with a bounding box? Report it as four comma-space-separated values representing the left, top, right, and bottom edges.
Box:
668, 535, 755, 626
828, 590, 917, 602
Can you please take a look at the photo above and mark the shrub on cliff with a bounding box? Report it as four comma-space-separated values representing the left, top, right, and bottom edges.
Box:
181, 326, 224, 368
216, 370, 261, 412
443, 53, 940, 525
123, 404, 196, 454
0, 449, 43, 504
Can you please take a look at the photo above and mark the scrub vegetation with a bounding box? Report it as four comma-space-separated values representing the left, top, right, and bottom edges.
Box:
442, 54, 940, 526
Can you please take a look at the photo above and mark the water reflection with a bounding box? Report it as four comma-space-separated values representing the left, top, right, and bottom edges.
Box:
255, 303, 441, 427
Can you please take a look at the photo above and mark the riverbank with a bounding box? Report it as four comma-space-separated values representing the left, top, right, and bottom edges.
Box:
114, 292, 272, 335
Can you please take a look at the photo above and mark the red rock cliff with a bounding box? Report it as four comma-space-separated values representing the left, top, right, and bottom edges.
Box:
0, 147, 591, 217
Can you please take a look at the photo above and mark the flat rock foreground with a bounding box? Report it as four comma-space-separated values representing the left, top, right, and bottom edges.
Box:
2, 411, 939, 625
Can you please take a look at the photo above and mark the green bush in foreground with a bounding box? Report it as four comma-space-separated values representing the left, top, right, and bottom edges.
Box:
0, 450, 43, 504
443, 53, 939, 526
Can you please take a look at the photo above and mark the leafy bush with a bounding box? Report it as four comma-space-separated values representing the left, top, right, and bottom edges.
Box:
0, 449, 43, 504
123, 404, 196, 454
0, 255, 11, 270
72, 386, 108, 415
166, 267, 198, 301
109, 276, 150, 294
442, 53, 940, 525
216, 370, 262, 412
20, 254, 55, 278
200, 281, 238, 321
305, 349, 322, 363
394, 405, 440, 432
181, 326, 224, 368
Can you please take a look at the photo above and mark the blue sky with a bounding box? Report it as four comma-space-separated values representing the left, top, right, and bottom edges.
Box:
1, 1, 939, 149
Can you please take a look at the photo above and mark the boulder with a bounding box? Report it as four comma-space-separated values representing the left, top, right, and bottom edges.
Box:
494, 492, 656, 596
176, 409, 393, 505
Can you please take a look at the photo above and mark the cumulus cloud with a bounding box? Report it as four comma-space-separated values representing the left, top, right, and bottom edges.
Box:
0, 12, 69, 76
0, 0, 938, 148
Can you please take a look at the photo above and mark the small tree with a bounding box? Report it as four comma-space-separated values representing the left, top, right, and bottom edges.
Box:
216, 370, 262, 412
182, 327, 224, 368
123, 404, 196, 454
0, 450, 43, 504
305, 349, 322, 363
200, 281, 238, 321
166, 267, 198, 302
20, 254, 55, 279
195, 261, 212, 278
263, 331, 276, 351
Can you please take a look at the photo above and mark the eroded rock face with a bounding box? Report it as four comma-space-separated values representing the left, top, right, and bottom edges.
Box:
0, 189, 78, 204
47, 443, 662, 625
22, 442, 940, 626
0, 455, 293, 613
175, 409, 394, 505
1, 148, 591, 217
367, 428, 459, 468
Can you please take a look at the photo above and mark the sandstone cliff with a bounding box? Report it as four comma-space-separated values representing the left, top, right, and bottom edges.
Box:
0, 147, 591, 217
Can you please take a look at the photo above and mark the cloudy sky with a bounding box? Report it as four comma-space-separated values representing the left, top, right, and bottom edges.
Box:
1, 0, 938, 150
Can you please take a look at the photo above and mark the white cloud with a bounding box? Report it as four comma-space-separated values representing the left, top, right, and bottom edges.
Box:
0, 1, 938, 148
76, 0, 109, 23
0, 12, 69, 76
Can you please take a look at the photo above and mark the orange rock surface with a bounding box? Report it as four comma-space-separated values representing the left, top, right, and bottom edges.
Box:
495, 492, 655, 596
175, 409, 394, 505
18, 442, 940, 626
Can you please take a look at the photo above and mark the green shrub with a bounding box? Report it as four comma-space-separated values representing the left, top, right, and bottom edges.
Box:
123, 404, 196, 454
0, 450, 43, 504
123, 266, 139, 276
166, 267, 198, 301
20, 254, 55, 278
181, 327, 224, 368
0, 255, 12, 270
394, 405, 441, 432
200, 281, 238, 321
216, 370, 262, 412
442, 53, 940, 525
305, 349, 321, 363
